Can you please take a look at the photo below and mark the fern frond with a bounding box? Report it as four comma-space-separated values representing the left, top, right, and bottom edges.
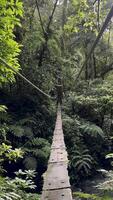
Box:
10, 125, 24, 137
18, 117, 36, 126
0, 105, 7, 113
71, 147, 93, 174
80, 123, 104, 138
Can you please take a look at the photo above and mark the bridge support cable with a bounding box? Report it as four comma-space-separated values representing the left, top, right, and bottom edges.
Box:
75, 5, 113, 82
41, 104, 72, 200
0, 57, 53, 100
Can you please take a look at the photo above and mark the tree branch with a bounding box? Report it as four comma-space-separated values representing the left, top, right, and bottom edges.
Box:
37, 0, 59, 66
46, 0, 59, 33
35, 0, 45, 36
75, 5, 113, 82
93, 0, 98, 5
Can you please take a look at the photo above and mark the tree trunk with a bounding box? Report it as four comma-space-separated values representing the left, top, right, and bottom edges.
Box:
61, 0, 68, 54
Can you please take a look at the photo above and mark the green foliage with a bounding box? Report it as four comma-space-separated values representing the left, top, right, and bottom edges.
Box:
63, 114, 81, 147
0, 143, 23, 173
0, 105, 7, 112
23, 157, 37, 170
97, 148, 113, 192
0, 0, 23, 83
66, 80, 113, 124
62, 49, 85, 90
73, 192, 100, 199
0, 133, 39, 200
15, 169, 36, 180
9, 169, 36, 190
80, 123, 104, 138
64, 0, 96, 35
10, 125, 25, 137
0, 105, 9, 142
48, 38, 61, 57
23, 137, 51, 170
96, 170, 113, 192
19, 1, 56, 93
1, 0, 113, 195
106, 154, 113, 159
102, 196, 113, 200
0, 170, 40, 200
70, 148, 93, 175
8, 116, 37, 139
73, 191, 112, 200
63, 79, 113, 183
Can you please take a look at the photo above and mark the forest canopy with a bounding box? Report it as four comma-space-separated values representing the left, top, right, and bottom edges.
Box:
0, 0, 113, 200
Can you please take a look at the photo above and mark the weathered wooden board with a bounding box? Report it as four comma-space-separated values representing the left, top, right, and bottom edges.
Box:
53, 129, 63, 135
49, 148, 68, 163
52, 138, 64, 146
51, 142, 65, 149
41, 188, 73, 200
43, 163, 70, 190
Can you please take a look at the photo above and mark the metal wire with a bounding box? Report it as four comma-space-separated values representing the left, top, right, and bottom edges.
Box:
0, 58, 54, 100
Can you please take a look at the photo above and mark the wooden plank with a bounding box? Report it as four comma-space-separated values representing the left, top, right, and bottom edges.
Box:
51, 142, 65, 149
41, 188, 73, 200
52, 136, 64, 143
43, 163, 70, 190
49, 148, 68, 163
53, 129, 63, 135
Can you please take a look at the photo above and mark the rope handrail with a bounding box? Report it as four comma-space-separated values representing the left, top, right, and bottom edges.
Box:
75, 5, 113, 82
0, 57, 54, 100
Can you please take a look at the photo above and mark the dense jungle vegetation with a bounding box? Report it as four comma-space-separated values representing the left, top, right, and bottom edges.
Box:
1, 0, 113, 199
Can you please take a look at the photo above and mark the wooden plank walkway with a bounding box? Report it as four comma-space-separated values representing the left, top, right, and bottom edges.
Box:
41, 104, 72, 200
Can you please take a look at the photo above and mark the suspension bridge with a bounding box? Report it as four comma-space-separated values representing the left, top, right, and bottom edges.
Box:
0, 3, 113, 200
41, 104, 72, 200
